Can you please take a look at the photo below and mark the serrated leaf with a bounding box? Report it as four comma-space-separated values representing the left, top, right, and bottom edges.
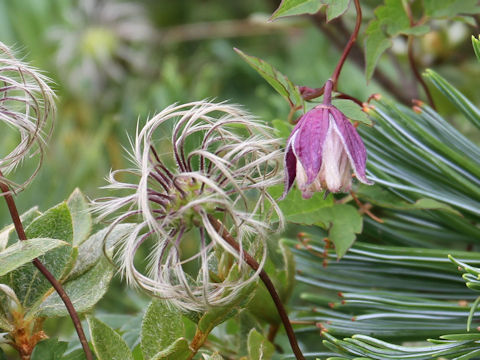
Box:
88, 316, 134, 360
37, 257, 114, 317
69, 224, 135, 279
67, 188, 92, 246
247, 329, 275, 360
31, 338, 68, 360
364, 19, 392, 81
150, 338, 192, 360
473, 35, 480, 62
316, 204, 363, 258
0, 238, 68, 276
324, 0, 350, 22
141, 300, 185, 360
3, 203, 74, 309
424, 0, 480, 18
332, 99, 372, 125
269, 185, 334, 224
270, 0, 322, 20
235, 48, 303, 108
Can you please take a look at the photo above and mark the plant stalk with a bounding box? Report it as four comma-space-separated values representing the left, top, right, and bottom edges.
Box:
207, 214, 305, 360
0, 172, 93, 360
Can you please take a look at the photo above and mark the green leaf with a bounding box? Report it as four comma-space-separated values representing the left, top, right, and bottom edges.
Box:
272, 119, 293, 139
87, 316, 134, 360
150, 338, 192, 360
324, 0, 350, 22
69, 224, 135, 279
0, 207, 41, 250
374, 0, 410, 36
270, 0, 322, 20
0, 238, 68, 276
37, 257, 114, 317
317, 204, 363, 258
141, 300, 185, 360
424, 0, 480, 18
247, 329, 275, 360
472, 35, 480, 62
332, 99, 372, 126
364, 20, 392, 81
269, 185, 334, 224
3, 203, 74, 308
234, 48, 303, 109
62, 349, 87, 360
31, 338, 68, 360
67, 188, 92, 246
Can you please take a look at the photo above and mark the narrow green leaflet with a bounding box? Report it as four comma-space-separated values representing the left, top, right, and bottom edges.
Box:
87, 316, 134, 360
424, 69, 480, 130
247, 329, 275, 360
473, 35, 480, 62
150, 338, 192, 360
234, 48, 303, 109
270, 0, 322, 20
37, 257, 114, 317
269, 185, 334, 224
3, 203, 74, 308
67, 188, 92, 246
0, 238, 67, 276
31, 339, 68, 360
424, 0, 480, 18
324, 0, 350, 22
331, 99, 372, 125
141, 300, 185, 360
364, 20, 392, 81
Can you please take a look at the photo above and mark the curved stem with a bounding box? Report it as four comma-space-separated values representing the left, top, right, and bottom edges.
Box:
207, 214, 305, 360
330, 0, 362, 88
0, 173, 93, 360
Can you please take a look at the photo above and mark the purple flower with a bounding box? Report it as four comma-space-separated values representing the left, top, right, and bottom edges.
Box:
283, 79, 372, 199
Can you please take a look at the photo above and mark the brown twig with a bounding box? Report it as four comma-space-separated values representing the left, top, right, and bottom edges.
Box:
330, 0, 362, 88
0, 172, 93, 360
404, 1, 436, 109
207, 214, 305, 360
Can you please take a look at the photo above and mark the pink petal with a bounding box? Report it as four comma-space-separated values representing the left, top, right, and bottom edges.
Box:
330, 107, 372, 184
293, 107, 330, 184
281, 131, 298, 200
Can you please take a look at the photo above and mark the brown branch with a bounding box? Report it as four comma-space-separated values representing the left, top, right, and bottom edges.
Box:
207, 214, 305, 360
0, 172, 93, 360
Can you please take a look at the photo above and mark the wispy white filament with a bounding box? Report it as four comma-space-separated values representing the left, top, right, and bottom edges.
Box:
0, 42, 55, 192
93, 101, 284, 312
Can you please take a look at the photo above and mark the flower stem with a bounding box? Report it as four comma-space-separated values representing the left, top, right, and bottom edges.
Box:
207, 214, 305, 360
0, 172, 93, 360
330, 0, 362, 89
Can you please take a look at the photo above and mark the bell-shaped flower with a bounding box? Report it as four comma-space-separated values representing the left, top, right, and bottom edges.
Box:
283, 79, 372, 199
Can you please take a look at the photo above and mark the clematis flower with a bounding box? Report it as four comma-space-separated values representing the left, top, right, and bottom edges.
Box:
283, 79, 372, 199
93, 101, 284, 312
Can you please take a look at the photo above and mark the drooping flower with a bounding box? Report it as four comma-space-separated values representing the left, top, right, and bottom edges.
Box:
283, 79, 372, 199
93, 101, 284, 312
0, 42, 55, 192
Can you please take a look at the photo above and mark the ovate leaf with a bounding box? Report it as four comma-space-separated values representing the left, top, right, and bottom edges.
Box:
324, 0, 350, 22
234, 48, 303, 109
141, 300, 185, 360
364, 20, 392, 81
270, 0, 322, 20
0, 238, 68, 276
67, 188, 92, 246
247, 329, 275, 360
87, 316, 134, 360
332, 99, 372, 126
37, 257, 114, 317
269, 185, 334, 224
374, 0, 410, 36
150, 338, 192, 360
0, 207, 41, 250
31, 338, 68, 360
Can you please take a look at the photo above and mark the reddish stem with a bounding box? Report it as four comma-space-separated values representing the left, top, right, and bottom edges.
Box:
0, 173, 93, 360
207, 214, 305, 360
